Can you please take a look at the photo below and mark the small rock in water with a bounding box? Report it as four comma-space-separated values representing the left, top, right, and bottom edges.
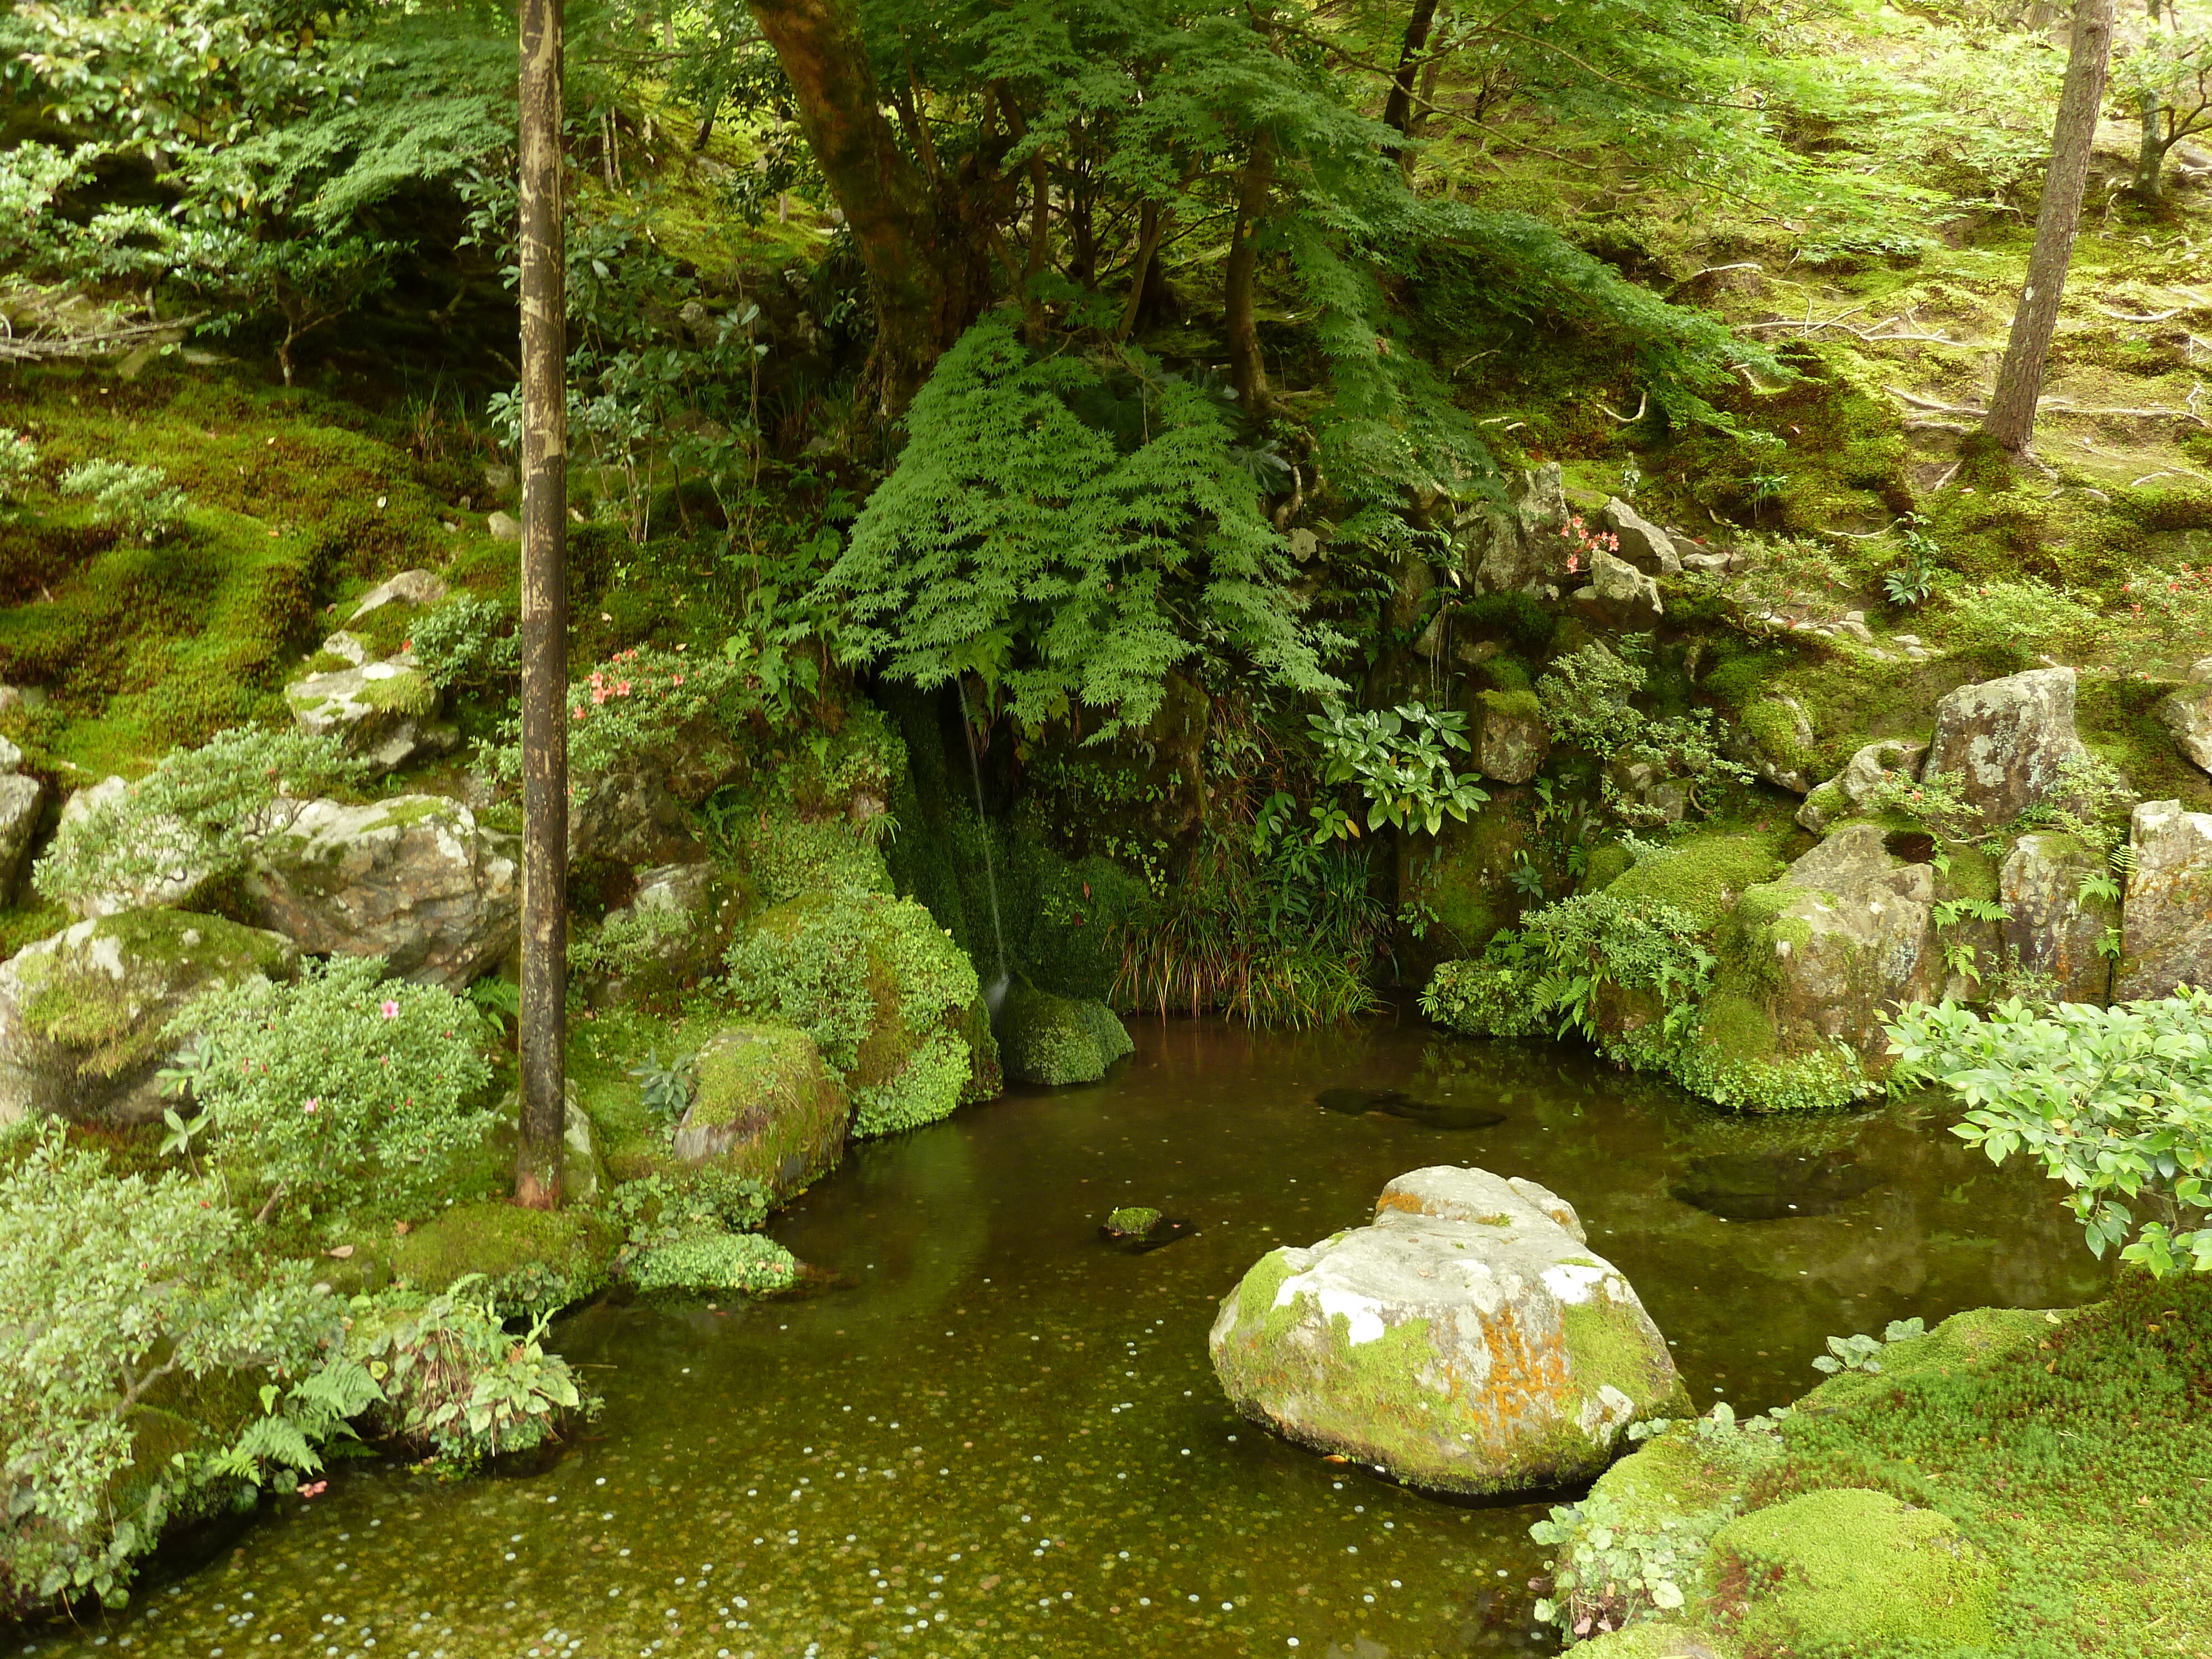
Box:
1099, 1206, 1194, 1250
1671, 1151, 1881, 1222
1316, 1087, 1506, 1131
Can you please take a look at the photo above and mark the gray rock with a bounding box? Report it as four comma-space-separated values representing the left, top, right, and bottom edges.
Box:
568, 765, 696, 868
2000, 832, 2115, 1005
1599, 497, 1682, 575
1680, 550, 1733, 574
1922, 667, 2090, 827
243, 795, 520, 989
2156, 685, 2212, 775
1797, 738, 1931, 834
1608, 758, 1689, 825
2116, 800, 2212, 1000
318, 630, 373, 669
1572, 549, 1665, 630
0, 910, 298, 1127
1833, 612, 1878, 646
1475, 693, 1549, 786
348, 568, 448, 622
582, 860, 745, 1003
54, 776, 215, 920
488, 511, 522, 542
1765, 823, 1944, 1061
60, 775, 127, 830
1453, 465, 1571, 596
562, 1086, 607, 1206
2192, 656, 2212, 682
0, 773, 44, 902
285, 653, 458, 771
1208, 1165, 1686, 1495
1727, 695, 1818, 795
0, 685, 46, 715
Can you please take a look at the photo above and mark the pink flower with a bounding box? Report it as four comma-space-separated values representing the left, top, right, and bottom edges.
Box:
592, 687, 608, 705
380, 1000, 400, 1019
671, 674, 685, 686
304, 1097, 320, 1114
572, 706, 585, 719
616, 680, 632, 696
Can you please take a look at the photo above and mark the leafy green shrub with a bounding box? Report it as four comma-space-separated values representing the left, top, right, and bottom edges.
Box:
1537, 642, 1750, 823
1420, 957, 1546, 1038
33, 727, 362, 911
0, 1128, 345, 1611
627, 1232, 797, 1295
1888, 990, 2212, 1276
483, 644, 761, 789
606, 1171, 791, 1294
0, 429, 36, 503
175, 956, 497, 1215
1810, 1317, 1926, 1376
352, 1280, 593, 1470
1310, 701, 1489, 833
742, 810, 892, 902
406, 594, 518, 691
1519, 890, 1716, 1042
58, 459, 188, 543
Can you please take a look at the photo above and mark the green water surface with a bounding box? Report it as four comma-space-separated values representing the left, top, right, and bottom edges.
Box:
12, 1017, 2106, 1659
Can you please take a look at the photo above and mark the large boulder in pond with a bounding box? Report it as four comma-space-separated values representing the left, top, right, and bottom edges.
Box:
1208, 1166, 1687, 1495
2117, 800, 2212, 1000
672, 1024, 849, 1198
996, 983, 1133, 1086
1921, 667, 2090, 826
242, 795, 519, 990
0, 910, 298, 1126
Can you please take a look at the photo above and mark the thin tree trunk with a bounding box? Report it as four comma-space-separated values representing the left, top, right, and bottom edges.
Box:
1115, 200, 1167, 340
1984, 0, 2115, 453
1224, 134, 1274, 407
1383, 0, 1439, 173
2139, 90, 2167, 197
517, 0, 569, 1211
2026, 0, 2056, 29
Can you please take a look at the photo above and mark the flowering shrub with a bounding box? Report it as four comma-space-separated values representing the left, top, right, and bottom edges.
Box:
172, 956, 497, 1214
479, 644, 760, 789
1558, 512, 1620, 578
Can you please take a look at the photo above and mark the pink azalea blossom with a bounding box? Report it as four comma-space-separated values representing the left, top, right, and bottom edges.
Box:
304, 1097, 320, 1114
381, 1000, 400, 1019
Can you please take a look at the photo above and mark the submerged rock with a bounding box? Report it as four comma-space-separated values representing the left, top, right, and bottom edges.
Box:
996, 982, 1133, 1086
1797, 737, 1928, 835
1670, 1151, 1881, 1222
1922, 667, 2090, 826
2117, 800, 2212, 1000
1316, 1086, 1507, 1131
1100, 1205, 1194, 1249
0, 910, 298, 1126
1209, 1165, 1686, 1495
243, 795, 520, 989
672, 1023, 849, 1199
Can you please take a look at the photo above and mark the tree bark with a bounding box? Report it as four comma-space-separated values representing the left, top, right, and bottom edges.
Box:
1115, 199, 1168, 340
516, 0, 568, 1212
1224, 133, 1274, 407
1382, 0, 1439, 173
2138, 88, 2167, 198
1984, 0, 2114, 453
745, 0, 975, 408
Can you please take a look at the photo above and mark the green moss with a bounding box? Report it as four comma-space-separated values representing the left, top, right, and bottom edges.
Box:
1582, 842, 1634, 891
1710, 1488, 2000, 1651
688, 1023, 823, 1130
996, 982, 1134, 1085
1563, 1299, 1692, 1418
852, 1025, 969, 1136
1605, 834, 1789, 931
386, 1199, 616, 1317
1107, 1205, 1162, 1234
353, 666, 436, 719
1477, 685, 1543, 724
743, 811, 893, 905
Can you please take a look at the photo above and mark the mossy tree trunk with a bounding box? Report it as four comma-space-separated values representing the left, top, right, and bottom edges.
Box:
1224, 133, 1275, 409
516, 0, 568, 1211
1381, 0, 1440, 173
1983, 0, 2114, 452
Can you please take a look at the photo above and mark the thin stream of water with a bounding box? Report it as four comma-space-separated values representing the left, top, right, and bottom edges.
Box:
9, 1017, 2105, 1659
952, 685, 1009, 1009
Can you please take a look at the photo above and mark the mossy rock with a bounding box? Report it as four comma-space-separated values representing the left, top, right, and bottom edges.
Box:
0, 909, 298, 1126
995, 982, 1134, 1086
1397, 795, 1533, 988
672, 1022, 849, 1199
1707, 1488, 1999, 1651
383, 1199, 617, 1317
1603, 834, 1789, 931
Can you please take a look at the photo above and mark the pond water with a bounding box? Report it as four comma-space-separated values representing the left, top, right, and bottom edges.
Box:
14, 1015, 2107, 1659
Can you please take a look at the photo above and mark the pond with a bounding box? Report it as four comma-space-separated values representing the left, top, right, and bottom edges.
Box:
13, 1015, 2106, 1659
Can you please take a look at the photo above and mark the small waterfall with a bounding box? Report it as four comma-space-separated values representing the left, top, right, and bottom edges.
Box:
956, 681, 1011, 1017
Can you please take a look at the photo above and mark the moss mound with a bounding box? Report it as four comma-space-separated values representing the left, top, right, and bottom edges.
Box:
677, 1021, 849, 1198
385, 1200, 617, 1317
995, 982, 1134, 1086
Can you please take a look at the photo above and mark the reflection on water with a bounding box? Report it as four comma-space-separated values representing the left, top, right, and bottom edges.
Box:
1316, 1088, 1507, 1132
10, 1015, 2107, 1659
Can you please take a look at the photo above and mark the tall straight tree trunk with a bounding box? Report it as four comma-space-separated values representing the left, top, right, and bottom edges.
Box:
1382, 0, 1439, 173
1984, 0, 2114, 452
1224, 133, 1274, 407
2138, 88, 2167, 198
516, 0, 568, 1211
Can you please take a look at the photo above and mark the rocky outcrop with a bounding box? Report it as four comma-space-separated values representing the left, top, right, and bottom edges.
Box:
1209, 1165, 1686, 1495
995, 983, 1134, 1086
2116, 800, 2212, 1000
1454, 466, 1572, 596
55, 774, 211, 919
285, 646, 458, 771
568, 717, 745, 867
1922, 667, 2090, 826
1599, 498, 1682, 575
243, 795, 520, 989
348, 568, 448, 621
1764, 824, 1944, 1058
1999, 832, 2116, 1004
672, 1023, 849, 1198
1797, 738, 1928, 835
1727, 696, 1818, 795
581, 860, 745, 1006
0, 737, 43, 902
0, 910, 298, 1126
2156, 684, 2212, 775
1608, 757, 1689, 825
1573, 549, 1665, 631
1475, 691, 1549, 785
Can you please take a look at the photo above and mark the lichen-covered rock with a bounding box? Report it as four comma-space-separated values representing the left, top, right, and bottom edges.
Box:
285, 652, 458, 771
1922, 667, 2090, 826
1999, 831, 2115, 1004
672, 1023, 849, 1199
2117, 800, 2212, 1000
1599, 498, 1682, 575
0, 910, 298, 1126
1726, 695, 1817, 795
1475, 690, 1549, 785
580, 859, 748, 1006
349, 568, 448, 620
54, 774, 215, 917
1573, 549, 1665, 630
2157, 684, 2212, 775
1607, 757, 1688, 825
243, 795, 520, 989
1762, 823, 1944, 1055
568, 764, 696, 868
0, 770, 43, 902
1208, 1165, 1686, 1495
1455, 465, 1572, 596
1796, 737, 1928, 835
995, 982, 1134, 1086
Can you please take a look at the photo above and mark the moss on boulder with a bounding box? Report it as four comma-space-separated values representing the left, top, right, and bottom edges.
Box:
996, 982, 1134, 1085
672, 1022, 849, 1199
383, 1199, 618, 1317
